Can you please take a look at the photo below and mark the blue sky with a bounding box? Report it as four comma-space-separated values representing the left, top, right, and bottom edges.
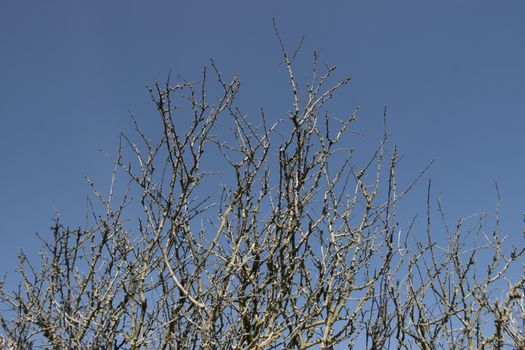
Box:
1, 1, 524, 273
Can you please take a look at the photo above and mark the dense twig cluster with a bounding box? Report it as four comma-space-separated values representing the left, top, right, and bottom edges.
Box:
1, 38, 524, 349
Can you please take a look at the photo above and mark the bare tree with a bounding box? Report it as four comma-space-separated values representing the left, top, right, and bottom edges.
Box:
391, 184, 525, 349
1, 34, 524, 349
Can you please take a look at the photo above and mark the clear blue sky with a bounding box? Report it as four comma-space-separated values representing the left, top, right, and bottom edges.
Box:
1, 1, 524, 272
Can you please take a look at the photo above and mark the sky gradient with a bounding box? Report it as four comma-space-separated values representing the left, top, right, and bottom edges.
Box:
1, 1, 524, 273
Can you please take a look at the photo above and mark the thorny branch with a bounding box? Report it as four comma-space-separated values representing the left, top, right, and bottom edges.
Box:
1, 41, 524, 350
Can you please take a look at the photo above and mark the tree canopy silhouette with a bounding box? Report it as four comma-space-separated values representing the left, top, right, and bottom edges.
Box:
1, 36, 524, 349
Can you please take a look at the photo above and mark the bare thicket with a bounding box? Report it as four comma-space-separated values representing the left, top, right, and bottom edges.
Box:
1, 33, 524, 349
